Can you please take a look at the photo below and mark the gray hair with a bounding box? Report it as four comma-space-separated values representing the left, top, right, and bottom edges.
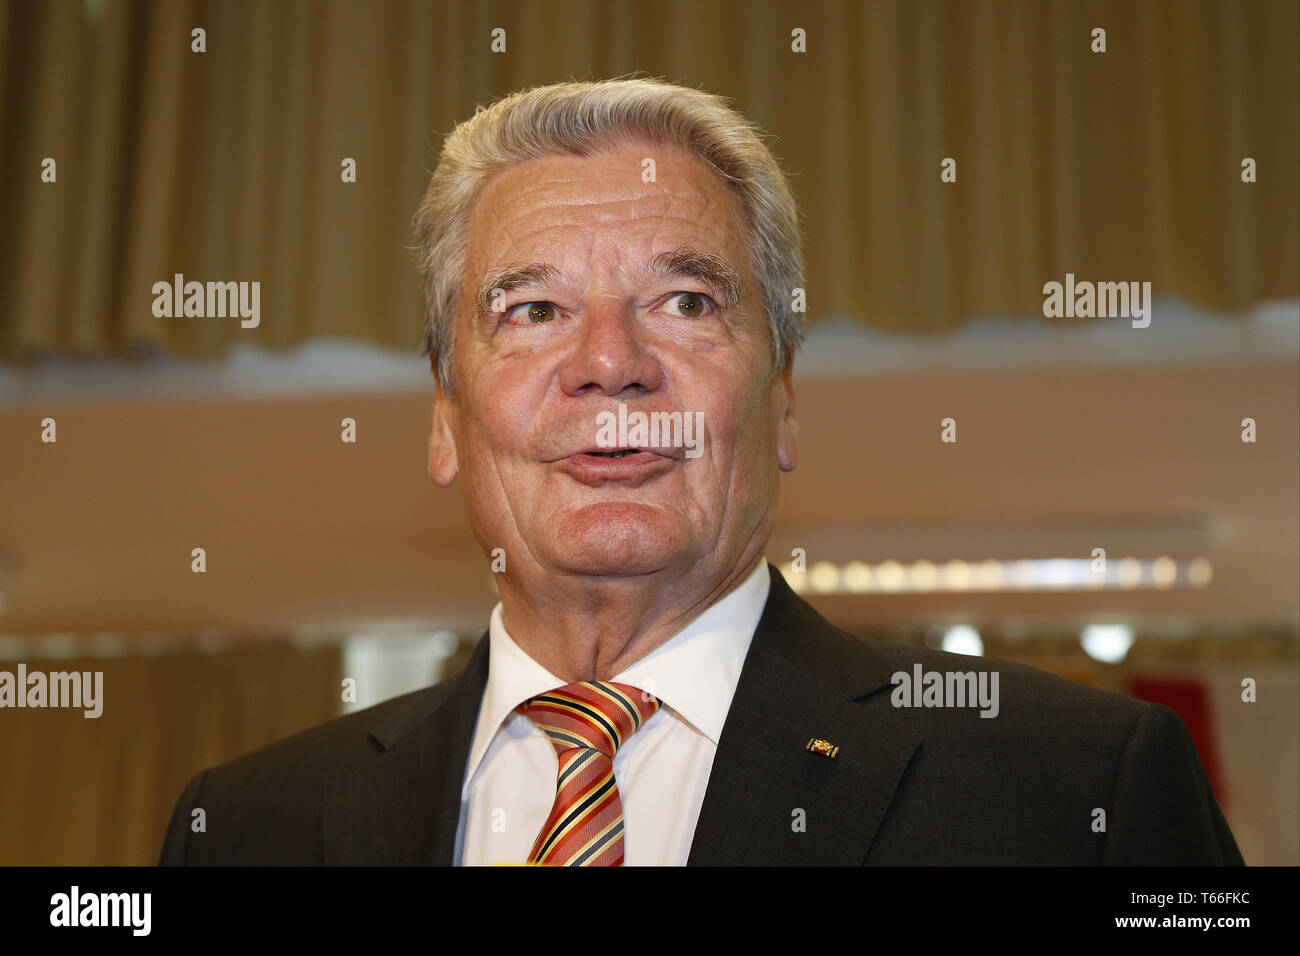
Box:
413, 76, 804, 395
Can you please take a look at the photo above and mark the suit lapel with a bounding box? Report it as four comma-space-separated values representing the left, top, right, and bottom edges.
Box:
688, 567, 922, 865
324, 634, 489, 865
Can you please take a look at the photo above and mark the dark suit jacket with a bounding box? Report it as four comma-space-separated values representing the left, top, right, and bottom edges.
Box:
159, 564, 1243, 865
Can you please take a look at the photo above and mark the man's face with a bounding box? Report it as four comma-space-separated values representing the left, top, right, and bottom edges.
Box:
429, 139, 797, 585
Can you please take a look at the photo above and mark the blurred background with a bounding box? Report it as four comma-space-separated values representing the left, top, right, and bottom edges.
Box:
0, 0, 1296, 865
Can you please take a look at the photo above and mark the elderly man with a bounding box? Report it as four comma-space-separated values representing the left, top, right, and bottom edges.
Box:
160, 78, 1241, 866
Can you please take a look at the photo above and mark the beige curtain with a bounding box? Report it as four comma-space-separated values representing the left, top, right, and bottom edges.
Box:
1, 0, 1296, 358
0, 645, 342, 865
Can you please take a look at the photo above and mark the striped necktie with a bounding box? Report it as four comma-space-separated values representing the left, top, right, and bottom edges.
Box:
515, 680, 660, 866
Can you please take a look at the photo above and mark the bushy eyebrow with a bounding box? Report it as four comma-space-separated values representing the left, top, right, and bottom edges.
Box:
647, 248, 744, 308
474, 263, 563, 316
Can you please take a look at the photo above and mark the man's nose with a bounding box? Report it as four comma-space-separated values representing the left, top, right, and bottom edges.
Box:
557, 298, 663, 397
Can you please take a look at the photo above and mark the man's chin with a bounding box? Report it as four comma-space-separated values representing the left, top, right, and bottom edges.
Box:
542, 505, 690, 577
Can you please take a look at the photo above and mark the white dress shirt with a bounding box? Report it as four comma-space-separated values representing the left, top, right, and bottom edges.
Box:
454, 559, 771, 865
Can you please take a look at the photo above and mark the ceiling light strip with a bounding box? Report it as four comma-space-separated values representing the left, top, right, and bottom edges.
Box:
781, 557, 1213, 595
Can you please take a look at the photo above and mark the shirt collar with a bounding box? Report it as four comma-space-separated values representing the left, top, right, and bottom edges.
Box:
462, 559, 771, 795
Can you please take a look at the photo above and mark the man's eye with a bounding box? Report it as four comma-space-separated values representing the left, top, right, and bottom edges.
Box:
665, 292, 714, 317
510, 302, 559, 324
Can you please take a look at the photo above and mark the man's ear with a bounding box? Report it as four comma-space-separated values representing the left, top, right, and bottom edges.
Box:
775, 353, 798, 472
429, 375, 460, 487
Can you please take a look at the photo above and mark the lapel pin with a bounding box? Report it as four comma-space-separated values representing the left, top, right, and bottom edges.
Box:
806, 738, 839, 759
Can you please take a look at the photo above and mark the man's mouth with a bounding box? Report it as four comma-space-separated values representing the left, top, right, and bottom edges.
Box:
554, 447, 674, 484
586, 448, 641, 459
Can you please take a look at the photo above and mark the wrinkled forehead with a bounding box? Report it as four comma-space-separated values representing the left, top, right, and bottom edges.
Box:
461, 141, 751, 284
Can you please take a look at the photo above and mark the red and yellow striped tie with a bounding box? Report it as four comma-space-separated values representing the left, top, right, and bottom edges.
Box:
515, 681, 660, 866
